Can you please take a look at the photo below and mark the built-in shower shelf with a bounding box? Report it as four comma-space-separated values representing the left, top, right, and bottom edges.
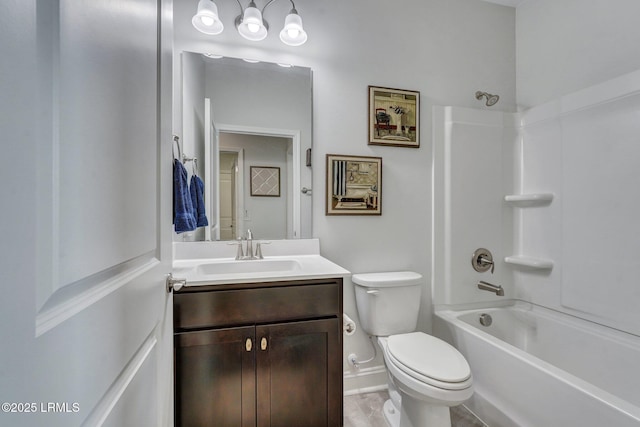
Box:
504, 255, 554, 270
504, 193, 554, 206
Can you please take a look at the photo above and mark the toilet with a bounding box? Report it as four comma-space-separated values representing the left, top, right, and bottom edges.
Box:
352, 272, 473, 427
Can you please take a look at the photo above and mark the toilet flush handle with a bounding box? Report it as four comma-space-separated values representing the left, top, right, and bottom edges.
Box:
366, 289, 380, 296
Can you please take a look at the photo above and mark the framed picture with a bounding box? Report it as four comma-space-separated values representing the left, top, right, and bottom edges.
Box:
326, 154, 382, 215
368, 86, 420, 148
250, 166, 280, 197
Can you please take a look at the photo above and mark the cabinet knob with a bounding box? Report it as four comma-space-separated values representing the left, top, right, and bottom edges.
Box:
260, 337, 268, 351
245, 338, 252, 352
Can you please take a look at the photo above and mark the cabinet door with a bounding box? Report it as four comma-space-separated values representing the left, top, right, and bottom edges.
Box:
175, 326, 256, 427
256, 318, 342, 427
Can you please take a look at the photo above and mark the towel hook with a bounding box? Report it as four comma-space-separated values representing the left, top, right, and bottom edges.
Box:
172, 135, 182, 161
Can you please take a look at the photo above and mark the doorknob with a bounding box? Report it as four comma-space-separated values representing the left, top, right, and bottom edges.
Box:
166, 273, 187, 293
260, 337, 268, 351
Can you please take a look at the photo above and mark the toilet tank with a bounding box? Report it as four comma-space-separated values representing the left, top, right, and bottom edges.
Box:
352, 271, 423, 336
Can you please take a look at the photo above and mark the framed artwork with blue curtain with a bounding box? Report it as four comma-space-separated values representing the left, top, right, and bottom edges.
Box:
326, 154, 382, 215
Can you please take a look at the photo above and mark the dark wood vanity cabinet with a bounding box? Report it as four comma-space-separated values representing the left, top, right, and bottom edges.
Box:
173, 278, 343, 427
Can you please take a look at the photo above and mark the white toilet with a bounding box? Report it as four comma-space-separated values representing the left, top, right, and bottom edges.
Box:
352, 271, 473, 427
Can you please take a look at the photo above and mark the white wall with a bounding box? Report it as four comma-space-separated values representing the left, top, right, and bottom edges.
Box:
516, 0, 640, 109
181, 52, 205, 166
177, 52, 207, 241
173, 0, 516, 392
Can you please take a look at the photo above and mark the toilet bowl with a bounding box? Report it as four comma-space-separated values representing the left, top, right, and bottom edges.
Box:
379, 334, 473, 427
352, 272, 473, 427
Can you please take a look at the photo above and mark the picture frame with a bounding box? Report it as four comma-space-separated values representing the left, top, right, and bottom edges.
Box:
326, 154, 382, 215
368, 86, 420, 148
250, 166, 280, 197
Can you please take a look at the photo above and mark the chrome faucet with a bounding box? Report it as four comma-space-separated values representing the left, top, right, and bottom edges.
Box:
477, 280, 504, 296
229, 229, 268, 260
245, 229, 254, 259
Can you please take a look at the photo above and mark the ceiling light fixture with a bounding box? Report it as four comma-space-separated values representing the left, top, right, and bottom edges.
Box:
192, 0, 224, 35
192, 0, 308, 47
236, 1, 268, 41
279, 7, 307, 46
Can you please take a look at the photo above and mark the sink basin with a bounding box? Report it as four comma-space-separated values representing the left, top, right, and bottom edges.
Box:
196, 259, 302, 276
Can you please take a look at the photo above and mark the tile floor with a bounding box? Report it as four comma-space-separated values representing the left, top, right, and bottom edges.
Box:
344, 390, 487, 427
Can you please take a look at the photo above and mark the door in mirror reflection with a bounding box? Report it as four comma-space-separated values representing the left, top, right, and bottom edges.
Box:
219, 151, 238, 240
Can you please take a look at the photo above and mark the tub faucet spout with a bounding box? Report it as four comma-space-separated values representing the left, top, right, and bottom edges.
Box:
478, 280, 504, 296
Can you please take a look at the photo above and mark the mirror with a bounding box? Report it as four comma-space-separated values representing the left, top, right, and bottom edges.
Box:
179, 52, 312, 241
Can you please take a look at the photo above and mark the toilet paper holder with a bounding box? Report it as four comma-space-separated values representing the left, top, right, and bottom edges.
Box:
343, 313, 356, 335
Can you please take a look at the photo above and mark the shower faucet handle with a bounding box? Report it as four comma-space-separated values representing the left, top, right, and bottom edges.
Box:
472, 248, 495, 274
479, 255, 495, 274
480, 257, 496, 274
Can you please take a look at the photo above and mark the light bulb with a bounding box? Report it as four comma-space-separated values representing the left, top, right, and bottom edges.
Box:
247, 22, 260, 33
200, 16, 214, 27
287, 28, 299, 39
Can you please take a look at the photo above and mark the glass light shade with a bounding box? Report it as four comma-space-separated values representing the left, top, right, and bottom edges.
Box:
192, 0, 224, 35
237, 4, 268, 41
279, 12, 307, 46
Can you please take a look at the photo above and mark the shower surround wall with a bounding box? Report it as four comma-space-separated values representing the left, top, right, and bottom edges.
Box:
433, 69, 640, 426
432, 106, 517, 306
514, 70, 640, 336
434, 67, 640, 335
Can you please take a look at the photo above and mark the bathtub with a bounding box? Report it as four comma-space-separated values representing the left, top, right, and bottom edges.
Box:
434, 301, 640, 427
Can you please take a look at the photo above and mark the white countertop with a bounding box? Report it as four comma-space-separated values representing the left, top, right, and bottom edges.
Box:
172, 239, 350, 286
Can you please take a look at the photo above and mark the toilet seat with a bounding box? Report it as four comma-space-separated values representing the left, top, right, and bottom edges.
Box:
386, 332, 472, 391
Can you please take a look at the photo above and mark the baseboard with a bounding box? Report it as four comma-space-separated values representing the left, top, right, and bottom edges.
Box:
343, 364, 387, 396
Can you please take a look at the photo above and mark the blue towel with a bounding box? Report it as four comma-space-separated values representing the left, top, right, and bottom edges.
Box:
190, 174, 209, 228
173, 159, 196, 233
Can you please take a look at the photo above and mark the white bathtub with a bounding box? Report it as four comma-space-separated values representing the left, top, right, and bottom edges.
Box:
434, 301, 640, 427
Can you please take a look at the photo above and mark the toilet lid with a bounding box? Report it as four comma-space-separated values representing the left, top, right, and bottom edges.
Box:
387, 332, 471, 384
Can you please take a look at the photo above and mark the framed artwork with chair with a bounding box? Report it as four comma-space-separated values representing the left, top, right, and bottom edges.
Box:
368, 86, 420, 148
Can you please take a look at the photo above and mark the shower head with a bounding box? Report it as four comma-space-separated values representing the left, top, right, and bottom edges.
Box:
475, 91, 500, 107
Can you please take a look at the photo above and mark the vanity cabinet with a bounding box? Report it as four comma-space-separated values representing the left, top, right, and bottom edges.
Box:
173, 278, 343, 427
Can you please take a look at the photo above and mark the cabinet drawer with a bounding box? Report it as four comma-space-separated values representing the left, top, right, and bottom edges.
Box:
174, 281, 341, 330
